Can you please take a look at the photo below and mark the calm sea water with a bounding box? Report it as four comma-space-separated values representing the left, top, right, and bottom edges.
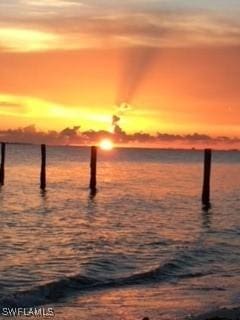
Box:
0, 145, 239, 319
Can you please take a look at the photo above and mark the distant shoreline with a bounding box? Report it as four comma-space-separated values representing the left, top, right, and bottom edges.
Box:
2, 142, 240, 152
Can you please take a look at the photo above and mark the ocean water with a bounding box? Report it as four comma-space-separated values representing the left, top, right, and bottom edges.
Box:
0, 145, 239, 319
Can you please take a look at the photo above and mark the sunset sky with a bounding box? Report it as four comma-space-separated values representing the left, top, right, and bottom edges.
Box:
0, 0, 240, 146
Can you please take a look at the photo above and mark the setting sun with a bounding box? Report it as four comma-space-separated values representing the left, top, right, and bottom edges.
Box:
99, 138, 114, 150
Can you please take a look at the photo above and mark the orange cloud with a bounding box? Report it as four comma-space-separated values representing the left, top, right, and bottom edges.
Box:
1, 8, 240, 52
0, 1, 239, 142
0, 93, 113, 131
0, 45, 239, 137
1, 124, 240, 150
0, 27, 61, 52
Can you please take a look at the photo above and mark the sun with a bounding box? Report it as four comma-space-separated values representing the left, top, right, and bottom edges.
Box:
99, 138, 114, 151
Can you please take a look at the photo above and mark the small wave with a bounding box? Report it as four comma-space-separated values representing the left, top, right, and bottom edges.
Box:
0, 275, 99, 308
0, 253, 209, 309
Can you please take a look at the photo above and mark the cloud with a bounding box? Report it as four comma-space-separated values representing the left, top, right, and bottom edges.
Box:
0, 93, 113, 130
0, 0, 85, 18
0, 27, 61, 52
0, 87, 239, 148
0, 125, 239, 150
23, 0, 82, 8
0, 2, 240, 52
0, 100, 24, 109
60, 126, 80, 138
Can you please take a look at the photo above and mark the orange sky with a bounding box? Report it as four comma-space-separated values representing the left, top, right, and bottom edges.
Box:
0, 0, 240, 146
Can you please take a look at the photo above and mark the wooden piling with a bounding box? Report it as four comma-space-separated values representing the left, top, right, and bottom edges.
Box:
89, 146, 97, 192
202, 148, 212, 207
0, 142, 6, 186
40, 144, 46, 190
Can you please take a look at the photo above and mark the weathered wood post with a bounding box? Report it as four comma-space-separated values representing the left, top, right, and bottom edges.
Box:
90, 146, 97, 192
202, 148, 212, 207
0, 142, 6, 186
40, 144, 46, 190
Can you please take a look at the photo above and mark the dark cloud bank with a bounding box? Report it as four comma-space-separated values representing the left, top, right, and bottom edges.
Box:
0, 125, 239, 150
